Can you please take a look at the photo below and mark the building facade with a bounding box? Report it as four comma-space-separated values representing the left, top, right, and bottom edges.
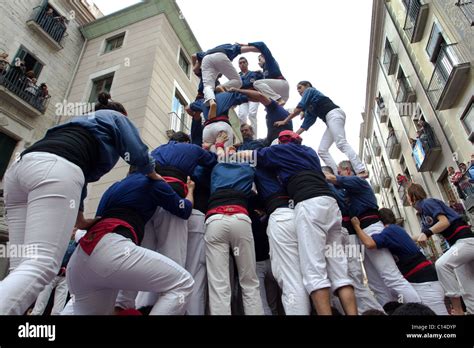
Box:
360, 0, 473, 255
0, 0, 100, 277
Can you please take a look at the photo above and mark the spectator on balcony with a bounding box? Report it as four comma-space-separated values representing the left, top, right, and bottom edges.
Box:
25, 77, 38, 101
387, 127, 396, 145
409, 138, 417, 149
418, 120, 435, 148
375, 96, 385, 109
52, 15, 67, 42
468, 155, 474, 182
448, 166, 467, 200
0, 53, 9, 75
396, 174, 409, 188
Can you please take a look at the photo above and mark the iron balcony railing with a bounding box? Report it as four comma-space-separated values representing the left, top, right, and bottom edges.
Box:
396, 76, 416, 103
427, 43, 471, 110
0, 63, 50, 113
30, 5, 67, 45
403, 0, 429, 43
456, 0, 474, 26
386, 134, 401, 159
380, 168, 392, 189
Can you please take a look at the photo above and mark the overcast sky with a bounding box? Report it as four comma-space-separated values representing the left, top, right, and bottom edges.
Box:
93, 0, 373, 164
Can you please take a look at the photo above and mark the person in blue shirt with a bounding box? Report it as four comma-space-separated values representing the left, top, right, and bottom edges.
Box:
321, 166, 384, 315
275, 81, 368, 178
0, 96, 161, 316
237, 57, 264, 133
243, 131, 357, 315
205, 145, 264, 315
237, 124, 266, 151
188, 91, 248, 149
407, 183, 474, 315
242, 41, 289, 105
351, 208, 448, 315
325, 160, 421, 307
192, 43, 257, 119
230, 87, 293, 146
66, 169, 195, 315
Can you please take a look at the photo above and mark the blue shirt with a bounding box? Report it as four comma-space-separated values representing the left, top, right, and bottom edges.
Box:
372, 224, 422, 257
335, 176, 378, 217
265, 100, 289, 124
96, 173, 192, 222
248, 42, 284, 79
256, 143, 323, 184
196, 44, 242, 62
297, 87, 339, 121
210, 163, 255, 196
416, 198, 463, 230
190, 92, 248, 120
329, 183, 349, 216
151, 141, 217, 176
240, 70, 264, 89
254, 168, 284, 201
239, 138, 266, 151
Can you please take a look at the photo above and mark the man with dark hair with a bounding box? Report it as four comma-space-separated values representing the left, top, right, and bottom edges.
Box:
169, 131, 191, 144
325, 160, 420, 307
392, 302, 436, 316
237, 57, 263, 134
238, 124, 266, 151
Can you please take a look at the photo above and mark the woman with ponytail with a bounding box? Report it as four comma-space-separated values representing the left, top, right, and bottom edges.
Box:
0, 92, 161, 315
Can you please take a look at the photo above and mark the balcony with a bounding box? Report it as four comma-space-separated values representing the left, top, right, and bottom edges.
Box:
398, 185, 411, 206
396, 78, 416, 103
372, 139, 382, 157
26, 5, 67, 50
0, 64, 50, 115
380, 169, 392, 189
403, 0, 429, 43
371, 179, 381, 194
365, 151, 372, 165
383, 43, 398, 75
456, 0, 474, 26
376, 98, 388, 123
386, 134, 402, 159
411, 131, 442, 172
427, 44, 471, 111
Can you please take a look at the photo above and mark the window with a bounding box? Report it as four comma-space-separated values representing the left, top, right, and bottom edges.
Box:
0, 132, 17, 180
383, 39, 398, 75
396, 67, 414, 103
178, 50, 190, 77
461, 98, 474, 135
104, 33, 125, 54
170, 91, 189, 132
89, 73, 114, 103
426, 23, 445, 62
13, 47, 43, 78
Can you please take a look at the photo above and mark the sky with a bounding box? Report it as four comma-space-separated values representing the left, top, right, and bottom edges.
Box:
93, 0, 373, 163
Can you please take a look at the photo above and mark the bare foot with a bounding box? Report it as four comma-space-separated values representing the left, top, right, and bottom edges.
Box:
208, 99, 217, 119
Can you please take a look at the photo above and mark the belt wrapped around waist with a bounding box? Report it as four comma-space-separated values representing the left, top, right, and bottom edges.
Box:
357, 209, 381, 229
342, 216, 356, 235
204, 115, 231, 127
441, 220, 473, 245
287, 170, 334, 205
156, 165, 188, 198
207, 189, 248, 219
265, 192, 290, 216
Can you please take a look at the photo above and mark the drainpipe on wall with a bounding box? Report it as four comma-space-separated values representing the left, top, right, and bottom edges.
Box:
57, 37, 88, 125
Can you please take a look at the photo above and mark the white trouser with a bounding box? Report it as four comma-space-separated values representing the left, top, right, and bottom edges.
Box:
253, 79, 290, 102
435, 237, 474, 313
31, 275, 68, 315
341, 231, 385, 314
363, 222, 421, 305
134, 207, 189, 308
267, 208, 311, 315
238, 102, 260, 134
203, 121, 234, 148
67, 233, 194, 315
205, 214, 264, 315
411, 281, 448, 315
0, 152, 84, 315
318, 109, 366, 175
256, 259, 279, 316
185, 210, 207, 315
294, 196, 353, 294
60, 298, 74, 315
202, 52, 241, 104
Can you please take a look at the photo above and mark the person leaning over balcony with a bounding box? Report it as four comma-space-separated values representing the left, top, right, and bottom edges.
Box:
325, 161, 421, 307
351, 208, 448, 315
243, 131, 358, 315
0, 94, 160, 315
275, 81, 368, 178
408, 183, 474, 315
67, 167, 195, 315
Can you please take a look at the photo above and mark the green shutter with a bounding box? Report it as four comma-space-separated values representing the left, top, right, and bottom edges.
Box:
0, 132, 17, 179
